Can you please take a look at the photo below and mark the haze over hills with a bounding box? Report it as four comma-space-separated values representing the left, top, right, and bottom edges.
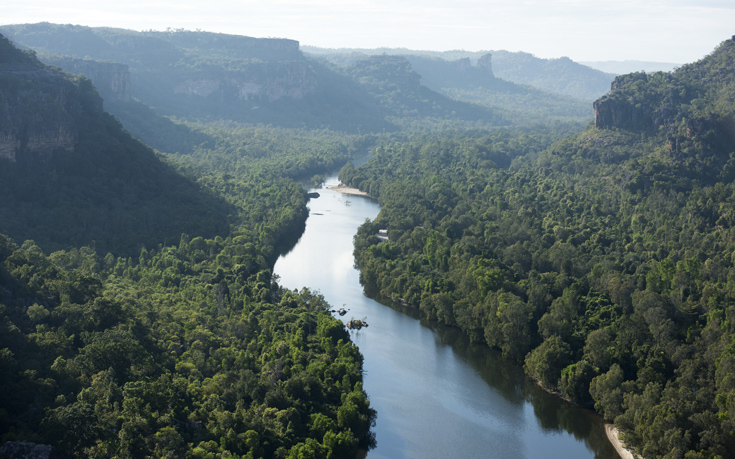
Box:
303, 45, 616, 101
580, 60, 681, 75
3, 16, 735, 459
1, 23, 600, 142
0, 33, 231, 255
0, 23, 525, 136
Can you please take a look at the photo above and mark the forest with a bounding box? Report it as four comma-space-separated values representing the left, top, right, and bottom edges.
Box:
2, 21, 735, 459
340, 37, 735, 458
0, 33, 376, 458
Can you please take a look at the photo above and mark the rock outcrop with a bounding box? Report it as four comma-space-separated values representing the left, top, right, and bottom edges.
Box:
0, 34, 103, 161
593, 96, 652, 131
593, 73, 654, 130
477, 53, 494, 77
172, 61, 318, 102
45, 56, 131, 102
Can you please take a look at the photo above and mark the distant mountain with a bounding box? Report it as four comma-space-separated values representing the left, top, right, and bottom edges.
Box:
489, 50, 614, 101
0, 33, 231, 255
303, 45, 615, 101
580, 60, 680, 75
343, 54, 507, 124
0, 23, 388, 132
402, 54, 593, 121
1, 23, 512, 134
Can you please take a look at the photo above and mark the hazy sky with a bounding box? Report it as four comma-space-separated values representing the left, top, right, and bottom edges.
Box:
5, 0, 734, 63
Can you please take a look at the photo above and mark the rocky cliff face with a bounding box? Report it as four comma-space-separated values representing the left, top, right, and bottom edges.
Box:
44, 57, 131, 102
477, 53, 494, 76
592, 37, 735, 183
0, 65, 85, 161
593, 73, 656, 130
172, 61, 318, 102
593, 96, 652, 130
0, 35, 102, 162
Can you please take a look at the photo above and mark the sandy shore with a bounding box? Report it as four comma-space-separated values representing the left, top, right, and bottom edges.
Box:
328, 183, 371, 197
605, 424, 641, 459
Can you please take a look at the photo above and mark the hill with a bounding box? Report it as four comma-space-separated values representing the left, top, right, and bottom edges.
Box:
303, 45, 614, 101
0, 33, 231, 256
342, 54, 508, 125
339, 36, 735, 458
1, 23, 513, 134
402, 54, 593, 121
0, 33, 377, 458
580, 60, 680, 75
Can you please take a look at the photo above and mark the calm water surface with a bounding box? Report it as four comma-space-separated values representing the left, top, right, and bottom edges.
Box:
273, 175, 618, 459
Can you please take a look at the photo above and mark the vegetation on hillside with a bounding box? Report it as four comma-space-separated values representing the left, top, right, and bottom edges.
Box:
341, 38, 735, 458
4, 19, 735, 459
1, 37, 376, 458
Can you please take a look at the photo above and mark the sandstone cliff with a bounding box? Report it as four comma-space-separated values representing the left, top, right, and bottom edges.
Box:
44, 56, 131, 102
591, 36, 735, 184
0, 24, 319, 113
593, 73, 655, 130
171, 61, 318, 103
0, 34, 102, 162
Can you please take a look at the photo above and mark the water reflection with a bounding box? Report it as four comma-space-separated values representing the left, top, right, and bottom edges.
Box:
381, 300, 619, 458
274, 175, 618, 459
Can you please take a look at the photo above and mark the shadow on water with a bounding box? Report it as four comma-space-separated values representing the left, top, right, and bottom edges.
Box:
364, 285, 618, 458
276, 174, 619, 459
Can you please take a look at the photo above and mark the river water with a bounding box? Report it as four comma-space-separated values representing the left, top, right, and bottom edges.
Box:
273, 174, 618, 459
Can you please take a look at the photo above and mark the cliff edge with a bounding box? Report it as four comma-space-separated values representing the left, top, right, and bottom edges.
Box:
0, 34, 103, 162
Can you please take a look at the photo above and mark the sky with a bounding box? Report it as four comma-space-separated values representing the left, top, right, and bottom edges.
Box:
4, 0, 734, 64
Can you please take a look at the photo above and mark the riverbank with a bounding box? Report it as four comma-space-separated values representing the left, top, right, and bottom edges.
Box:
275, 173, 619, 459
328, 183, 371, 197
605, 424, 641, 459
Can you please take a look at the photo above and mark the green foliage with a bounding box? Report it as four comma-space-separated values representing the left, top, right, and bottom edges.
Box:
525, 335, 573, 390
0, 229, 376, 457
0, 34, 376, 457
342, 39, 735, 457
0, 33, 38, 65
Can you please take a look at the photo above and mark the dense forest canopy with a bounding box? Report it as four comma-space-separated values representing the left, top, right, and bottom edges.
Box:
3, 19, 735, 459
0, 35, 376, 458
340, 37, 735, 458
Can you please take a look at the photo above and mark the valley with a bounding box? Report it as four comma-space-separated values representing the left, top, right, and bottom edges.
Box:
1, 22, 734, 459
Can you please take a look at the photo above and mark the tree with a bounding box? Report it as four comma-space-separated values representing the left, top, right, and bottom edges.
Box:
524, 335, 573, 390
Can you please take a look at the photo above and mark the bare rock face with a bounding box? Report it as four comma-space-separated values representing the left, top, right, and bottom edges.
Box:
477, 53, 494, 77
172, 61, 318, 102
593, 73, 653, 130
255, 62, 319, 101
0, 66, 84, 161
593, 96, 652, 130
45, 57, 131, 102
0, 34, 103, 162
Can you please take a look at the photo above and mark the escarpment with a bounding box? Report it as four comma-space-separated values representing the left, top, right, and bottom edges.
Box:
45, 56, 131, 102
0, 34, 104, 162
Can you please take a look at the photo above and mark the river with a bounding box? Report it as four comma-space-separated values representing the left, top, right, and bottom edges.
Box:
273, 174, 619, 459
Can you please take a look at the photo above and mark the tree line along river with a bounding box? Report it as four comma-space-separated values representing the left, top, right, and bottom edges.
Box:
273, 174, 620, 459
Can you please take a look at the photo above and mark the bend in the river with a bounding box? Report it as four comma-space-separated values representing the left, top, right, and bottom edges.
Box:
274, 174, 619, 459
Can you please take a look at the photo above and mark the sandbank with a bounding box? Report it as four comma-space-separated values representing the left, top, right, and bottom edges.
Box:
328, 184, 371, 197
605, 424, 641, 459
